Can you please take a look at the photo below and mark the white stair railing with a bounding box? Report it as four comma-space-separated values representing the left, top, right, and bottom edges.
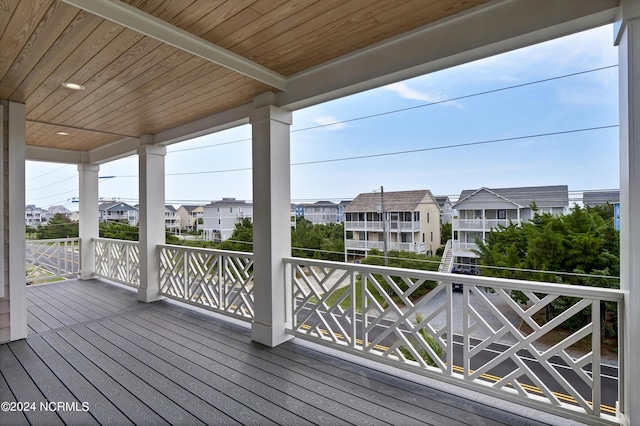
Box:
26, 238, 80, 283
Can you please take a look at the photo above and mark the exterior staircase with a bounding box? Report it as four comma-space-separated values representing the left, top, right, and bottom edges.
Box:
438, 239, 454, 273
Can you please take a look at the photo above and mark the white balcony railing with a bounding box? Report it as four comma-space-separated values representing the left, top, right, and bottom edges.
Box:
346, 240, 427, 253
158, 245, 254, 321
283, 257, 623, 425
26, 238, 80, 283
344, 220, 383, 230
94, 238, 140, 287
453, 218, 521, 230
453, 242, 478, 253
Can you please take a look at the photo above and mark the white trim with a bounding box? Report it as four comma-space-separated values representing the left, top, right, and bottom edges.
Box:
8, 102, 27, 340
277, 0, 618, 109
62, 0, 287, 90
0, 105, 3, 298
78, 164, 100, 280
25, 144, 84, 163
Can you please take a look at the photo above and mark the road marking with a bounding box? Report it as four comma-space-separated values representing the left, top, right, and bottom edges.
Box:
296, 323, 617, 415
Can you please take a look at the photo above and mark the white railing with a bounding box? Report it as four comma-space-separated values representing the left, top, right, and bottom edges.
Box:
344, 220, 383, 230
346, 240, 427, 253
453, 218, 521, 230
94, 238, 140, 287
159, 245, 254, 321
26, 238, 80, 283
438, 239, 453, 273
283, 257, 623, 425
453, 242, 478, 253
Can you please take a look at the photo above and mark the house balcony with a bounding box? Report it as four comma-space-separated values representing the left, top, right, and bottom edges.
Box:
16, 237, 623, 425
345, 220, 420, 232
452, 242, 480, 258
345, 239, 427, 253
453, 218, 521, 231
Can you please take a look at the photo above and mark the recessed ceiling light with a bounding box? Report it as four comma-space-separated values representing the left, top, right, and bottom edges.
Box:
55, 131, 70, 136
61, 82, 85, 90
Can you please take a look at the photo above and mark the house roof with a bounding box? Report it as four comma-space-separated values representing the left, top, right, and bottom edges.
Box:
179, 205, 204, 213
205, 199, 252, 208
583, 190, 620, 206
7, 1, 614, 166
345, 190, 437, 213
434, 196, 451, 208
99, 201, 137, 211
165, 205, 177, 212
455, 185, 569, 209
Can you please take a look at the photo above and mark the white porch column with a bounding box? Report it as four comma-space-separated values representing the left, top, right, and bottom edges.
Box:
137, 142, 166, 302
616, 1, 640, 424
78, 164, 99, 280
1, 101, 27, 341
250, 93, 293, 347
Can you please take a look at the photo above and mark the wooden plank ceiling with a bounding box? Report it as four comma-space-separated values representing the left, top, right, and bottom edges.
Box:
0, 0, 488, 152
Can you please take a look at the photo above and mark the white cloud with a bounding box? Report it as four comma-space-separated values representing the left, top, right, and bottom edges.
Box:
313, 115, 347, 130
384, 82, 447, 103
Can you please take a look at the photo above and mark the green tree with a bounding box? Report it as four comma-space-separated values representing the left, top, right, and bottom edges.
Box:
99, 221, 139, 241
441, 222, 452, 245
475, 205, 619, 335
36, 214, 78, 239
218, 218, 253, 252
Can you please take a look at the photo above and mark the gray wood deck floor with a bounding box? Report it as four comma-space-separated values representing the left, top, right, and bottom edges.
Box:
0, 279, 571, 425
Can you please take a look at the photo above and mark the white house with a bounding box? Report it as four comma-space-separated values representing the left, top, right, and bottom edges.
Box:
294, 200, 345, 225
344, 190, 441, 256
164, 205, 180, 233
435, 196, 453, 224
202, 198, 253, 242
451, 185, 569, 267
44, 205, 73, 222
25, 205, 46, 227
98, 201, 138, 226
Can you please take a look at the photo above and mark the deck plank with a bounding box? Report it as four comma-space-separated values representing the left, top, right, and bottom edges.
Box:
27, 285, 95, 323
40, 281, 125, 316
26, 336, 134, 426
41, 333, 169, 425
0, 345, 64, 425
137, 308, 440, 426
7, 340, 99, 426
0, 372, 29, 426
29, 284, 104, 320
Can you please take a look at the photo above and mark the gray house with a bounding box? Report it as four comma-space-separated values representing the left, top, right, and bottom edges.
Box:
202, 198, 253, 242
451, 185, 569, 266
98, 201, 138, 226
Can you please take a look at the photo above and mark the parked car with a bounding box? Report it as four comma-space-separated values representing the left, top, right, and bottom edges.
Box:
450, 266, 480, 291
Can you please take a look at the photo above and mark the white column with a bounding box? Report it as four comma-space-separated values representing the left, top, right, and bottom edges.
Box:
78, 164, 99, 280
8, 102, 26, 340
250, 93, 293, 347
137, 142, 166, 302
616, 2, 640, 423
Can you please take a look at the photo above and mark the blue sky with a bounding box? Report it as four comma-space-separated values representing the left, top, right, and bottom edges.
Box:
26, 24, 619, 210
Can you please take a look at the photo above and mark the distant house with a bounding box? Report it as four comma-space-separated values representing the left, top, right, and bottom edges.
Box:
344, 190, 441, 256
451, 185, 569, 268
98, 201, 138, 226
165, 205, 180, 233
295, 200, 345, 225
177, 205, 205, 231
583, 190, 620, 207
45, 205, 73, 222
25, 205, 47, 226
202, 198, 253, 242
435, 196, 453, 224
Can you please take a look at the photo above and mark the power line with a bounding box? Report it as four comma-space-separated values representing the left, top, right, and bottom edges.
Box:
27, 175, 77, 191
27, 164, 71, 181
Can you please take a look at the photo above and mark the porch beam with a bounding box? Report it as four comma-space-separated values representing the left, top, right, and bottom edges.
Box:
78, 164, 100, 280
616, 1, 640, 424
62, 0, 286, 90
137, 140, 166, 302
250, 93, 293, 347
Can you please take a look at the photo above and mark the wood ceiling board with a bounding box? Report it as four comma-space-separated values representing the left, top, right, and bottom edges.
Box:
0, 0, 53, 79
69, 52, 208, 132
114, 76, 263, 137
25, 27, 144, 119
0, 0, 21, 45
1, 6, 98, 100
26, 121, 120, 150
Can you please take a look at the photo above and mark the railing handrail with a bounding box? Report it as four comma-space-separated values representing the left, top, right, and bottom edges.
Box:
283, 256, 623, 302
158, 243, 253, 259
27, 237, 80, 243
93, 237, 139, 245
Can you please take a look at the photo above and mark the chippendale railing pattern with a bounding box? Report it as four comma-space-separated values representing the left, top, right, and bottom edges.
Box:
94, 238, 140, 287
26, 238, 80, 283
283, 257, 623, 425
159, 245, 254, 321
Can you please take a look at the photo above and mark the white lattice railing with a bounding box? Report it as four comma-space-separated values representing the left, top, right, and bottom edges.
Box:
94, 238, 140, 287
284, 257, 623, 425
159, 245, 254, 321
26, 238, 80, 283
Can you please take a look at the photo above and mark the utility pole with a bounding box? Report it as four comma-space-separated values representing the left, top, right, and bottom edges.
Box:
381, 186, 388, 266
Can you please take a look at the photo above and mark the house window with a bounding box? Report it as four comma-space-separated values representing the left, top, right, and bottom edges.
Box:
430, 231, 433, 242
427, 212, 430, 223
414, 211, 420, 221
422, 233, 425, 242
230, 207, 233, 213
358, 213, 365, 221
498, 209, 506, 219
401, 233, 410, 243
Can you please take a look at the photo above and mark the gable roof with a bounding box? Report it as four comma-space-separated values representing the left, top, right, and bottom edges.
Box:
99, 201, 137, 211
455, 185, 569, 209
205, 199, 252, 208
179, 205, 204, 213
165, 205, 177, 212
583, 190, 620, 206
345, 190, 437, 212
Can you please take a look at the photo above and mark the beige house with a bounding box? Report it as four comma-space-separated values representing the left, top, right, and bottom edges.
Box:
177, 205, 204, 231
344, 190, 441, 256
